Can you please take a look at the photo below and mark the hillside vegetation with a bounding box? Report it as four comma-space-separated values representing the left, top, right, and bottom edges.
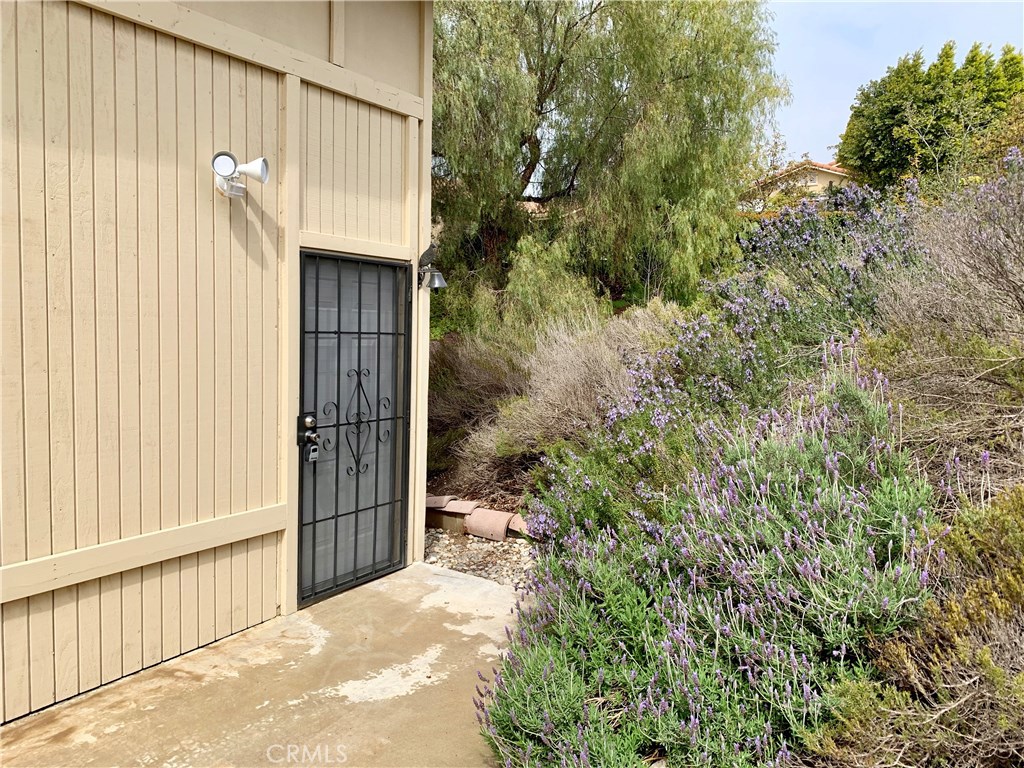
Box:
430, 155, 1024, 766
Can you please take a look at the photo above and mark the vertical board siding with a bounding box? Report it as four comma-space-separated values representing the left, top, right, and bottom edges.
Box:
114, 15, 140, 546
0, 2, 283, 722
68, 1, 98, 560
42, 0, 75, 559
261, 69, 280, 508
1, 543, 278, 720
0, 0, 27, 577
17, 0, 52, 564
195, 48, 216, 530
299, 83, 406, 244
1, 600, 30, 720
92, 10, 119, 552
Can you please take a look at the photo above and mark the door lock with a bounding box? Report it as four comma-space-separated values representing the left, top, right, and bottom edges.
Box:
297, 413, 320, 445
302, 429, 321, 463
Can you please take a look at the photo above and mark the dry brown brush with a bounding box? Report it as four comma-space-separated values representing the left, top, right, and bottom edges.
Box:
430, 301, 687, 504
870, 165, 1024, 504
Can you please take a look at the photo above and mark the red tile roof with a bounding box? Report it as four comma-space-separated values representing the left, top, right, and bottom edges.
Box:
804, 160, 849, 174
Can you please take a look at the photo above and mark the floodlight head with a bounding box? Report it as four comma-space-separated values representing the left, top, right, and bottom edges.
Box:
237, 157, 269, 184
212, 151, 238, 179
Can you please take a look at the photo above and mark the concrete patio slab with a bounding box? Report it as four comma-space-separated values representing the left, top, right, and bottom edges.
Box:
0, 564, 514, 768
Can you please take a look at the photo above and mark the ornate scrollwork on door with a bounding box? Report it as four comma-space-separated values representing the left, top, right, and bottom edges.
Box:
344, 369, 375, 475
346, 368, 372, 421
345, 423, 371, 476
377, 396, 392, 443
320, 401, 338, 453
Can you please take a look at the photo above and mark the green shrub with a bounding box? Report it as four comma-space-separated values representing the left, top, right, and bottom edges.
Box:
481, 363, 940, 767
433, 290, 699, 501
489, 236, 609, 343
860, 325, 1024, 505
426, 427, 464, 475
802, 486, 1024, 767
428, 333, 528, 438
447, 314, 633, 500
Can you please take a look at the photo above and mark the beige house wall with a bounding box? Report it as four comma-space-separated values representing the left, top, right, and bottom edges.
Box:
299, 83, 407, 244
342, 1, 423, 96
179, 1, 333, 62
0, 0, 432, 723
804, 168, 849, 193
784, 167, 849, 194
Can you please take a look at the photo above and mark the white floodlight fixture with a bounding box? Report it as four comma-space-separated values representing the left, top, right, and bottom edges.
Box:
212, 151, 269, 198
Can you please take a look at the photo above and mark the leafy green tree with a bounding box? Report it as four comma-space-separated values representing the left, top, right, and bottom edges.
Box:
956, 43, 996, 95
991, 44, 1024, 110
432, 0, 781, 300
837, 51, 928, 187
837, 41, 1024, 188
971, 93, 1024, 172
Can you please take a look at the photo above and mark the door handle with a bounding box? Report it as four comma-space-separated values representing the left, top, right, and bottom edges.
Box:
297, 414, 319, 445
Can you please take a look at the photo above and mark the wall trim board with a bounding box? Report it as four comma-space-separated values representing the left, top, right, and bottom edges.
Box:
298, 231, 414, 262
279, 74, 302, 617
329, 0, 345, 67
408, 1, 433, 564
404, 114, 423, 565
74, 1, 424, 119
0, 504, 287, 603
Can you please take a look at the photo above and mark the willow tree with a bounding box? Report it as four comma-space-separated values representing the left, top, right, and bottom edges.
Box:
432, 0, 780, 299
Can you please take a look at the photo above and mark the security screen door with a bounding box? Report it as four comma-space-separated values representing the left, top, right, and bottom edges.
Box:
298, 251, 411, 604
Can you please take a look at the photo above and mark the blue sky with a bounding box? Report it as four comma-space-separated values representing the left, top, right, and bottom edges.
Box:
770, 1, 1024, 163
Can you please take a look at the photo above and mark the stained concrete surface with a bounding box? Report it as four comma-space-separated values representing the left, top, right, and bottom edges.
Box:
0, 564, 515, 768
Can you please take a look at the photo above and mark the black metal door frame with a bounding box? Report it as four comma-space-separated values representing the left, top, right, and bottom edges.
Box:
297, 249, 412, 606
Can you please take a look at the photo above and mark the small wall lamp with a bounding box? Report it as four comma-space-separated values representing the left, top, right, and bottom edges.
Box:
417, 243, 447, 292
212, 150, 270, 198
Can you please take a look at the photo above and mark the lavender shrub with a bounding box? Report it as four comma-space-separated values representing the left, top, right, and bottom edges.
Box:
739, 182, 921, 334
479, 347, 943, 767
531, 184, 920, 538
477, 183, 935, 767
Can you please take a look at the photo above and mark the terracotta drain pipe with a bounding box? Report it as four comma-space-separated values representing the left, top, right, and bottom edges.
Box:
424, 495, 529, 542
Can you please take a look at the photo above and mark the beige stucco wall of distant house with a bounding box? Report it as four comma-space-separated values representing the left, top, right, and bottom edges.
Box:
778, 164, 850, 195
1, 0, 432, 722
800, 166, 850, 194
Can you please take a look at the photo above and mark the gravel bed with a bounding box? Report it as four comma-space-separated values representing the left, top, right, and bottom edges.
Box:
424, 528, 534, 588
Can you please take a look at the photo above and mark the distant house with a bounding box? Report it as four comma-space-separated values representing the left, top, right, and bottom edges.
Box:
769, 160, 850, 194
744, 159, 851, 211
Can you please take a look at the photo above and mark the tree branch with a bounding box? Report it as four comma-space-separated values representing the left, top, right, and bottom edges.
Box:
519, 133, 543, 193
